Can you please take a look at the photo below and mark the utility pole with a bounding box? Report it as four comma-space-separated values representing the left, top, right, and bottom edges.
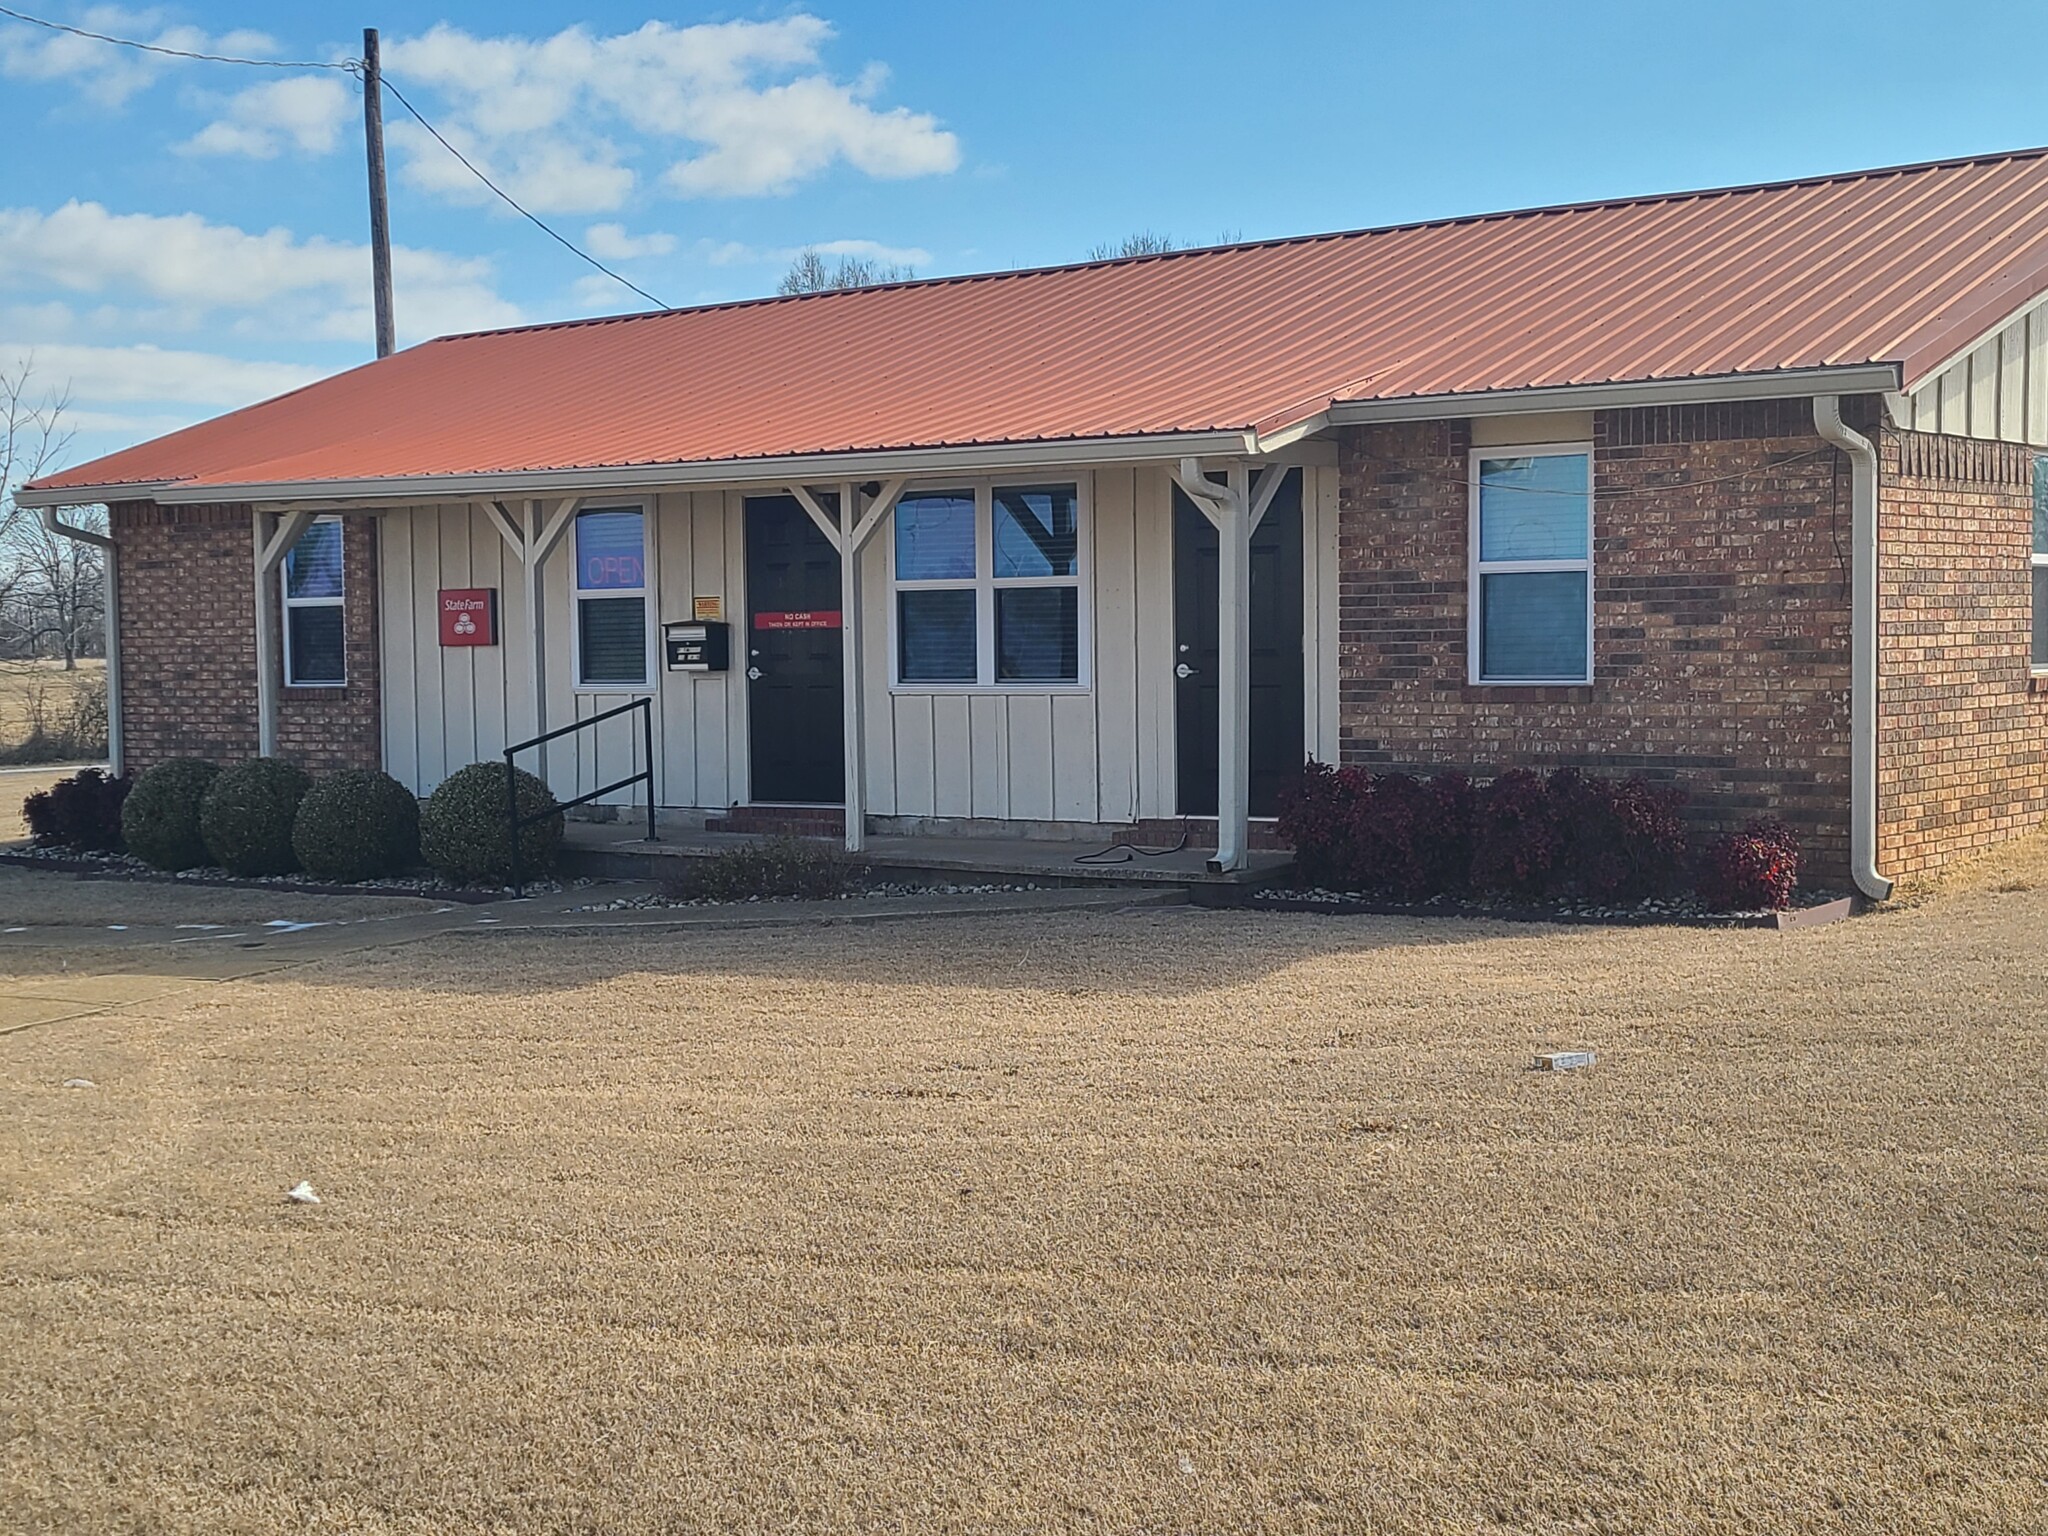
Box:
362, 27, 395, 359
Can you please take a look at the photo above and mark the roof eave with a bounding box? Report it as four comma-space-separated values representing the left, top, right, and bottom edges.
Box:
12, 479, 182, 510
1325, 365, 1903, 426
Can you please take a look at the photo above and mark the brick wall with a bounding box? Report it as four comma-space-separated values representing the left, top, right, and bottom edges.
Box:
112, 502, 382, 774
1876, 431, 2048, 879
1335, 400, 1859, 874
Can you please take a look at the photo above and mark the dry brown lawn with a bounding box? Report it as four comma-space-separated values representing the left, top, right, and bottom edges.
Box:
2, 871, 2044, 1532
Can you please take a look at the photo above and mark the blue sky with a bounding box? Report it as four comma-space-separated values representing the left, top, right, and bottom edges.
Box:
4, 0, 2047, 470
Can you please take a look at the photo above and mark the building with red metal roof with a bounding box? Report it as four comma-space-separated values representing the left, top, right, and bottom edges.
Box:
22, 148, 2048, 893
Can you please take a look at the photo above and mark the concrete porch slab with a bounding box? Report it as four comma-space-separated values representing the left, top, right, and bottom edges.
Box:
559, 820, 1293, 887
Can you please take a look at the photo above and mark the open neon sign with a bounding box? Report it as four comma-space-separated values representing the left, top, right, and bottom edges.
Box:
575, 509, 645, 591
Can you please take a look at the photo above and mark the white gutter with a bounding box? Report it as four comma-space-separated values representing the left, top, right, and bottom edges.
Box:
12, 431, 1260, 510
37, 508, 123, 777
1812, 395, 1893, 902
1328, 365, 1903, 426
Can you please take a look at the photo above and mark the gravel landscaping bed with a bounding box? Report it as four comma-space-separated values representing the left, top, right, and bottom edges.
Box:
569, 877, 1056, 912
1, 842, 581, 902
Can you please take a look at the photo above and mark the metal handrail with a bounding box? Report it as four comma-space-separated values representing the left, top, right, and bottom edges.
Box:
503, 696, 656, 895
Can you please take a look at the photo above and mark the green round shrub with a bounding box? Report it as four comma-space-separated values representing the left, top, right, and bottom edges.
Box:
119, 758, 220, 871
200, 757, 313, 875
292, 769, 421, 883
420, 761, 562, 885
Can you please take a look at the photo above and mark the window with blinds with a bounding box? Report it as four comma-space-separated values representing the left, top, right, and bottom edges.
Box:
281, 516, 346, 686
574, 506, 649, 688
2034, 457, 2047, 671
1469, 449, 1593, 684
892, 483, 1085, 687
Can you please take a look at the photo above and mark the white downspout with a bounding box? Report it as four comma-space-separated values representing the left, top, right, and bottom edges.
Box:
1812, 395, 1893, 901
38, 507, 122, 777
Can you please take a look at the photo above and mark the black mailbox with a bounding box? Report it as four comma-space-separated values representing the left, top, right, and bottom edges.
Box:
663, 620, 730, 672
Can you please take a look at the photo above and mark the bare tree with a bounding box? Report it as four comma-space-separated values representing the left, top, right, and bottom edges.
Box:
1086, 230, 1244, 261
0, 508, 104, 667
0, 358, 103, 669
776, 248, 917, 295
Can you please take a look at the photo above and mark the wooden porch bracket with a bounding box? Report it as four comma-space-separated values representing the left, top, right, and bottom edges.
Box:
487, 496, 583, 780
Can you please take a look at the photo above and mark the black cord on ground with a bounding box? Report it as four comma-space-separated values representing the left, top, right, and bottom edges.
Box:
1073, 820, 1193, 865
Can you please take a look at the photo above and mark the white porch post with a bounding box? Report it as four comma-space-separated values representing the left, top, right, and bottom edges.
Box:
252, 507, 314, 758
526, 501, 549, 752
1172, 459, 1253, 873
789, 478, 906, 855
1215, 463, 1253, 873
838, 481, 865, 852
487, 497, 579, 787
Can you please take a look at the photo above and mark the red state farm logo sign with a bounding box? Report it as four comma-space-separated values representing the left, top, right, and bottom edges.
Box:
439, 588, 498, 646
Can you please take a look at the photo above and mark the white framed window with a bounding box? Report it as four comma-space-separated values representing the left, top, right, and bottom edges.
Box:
281, 515, 346, 687
1468, 445, 1593, 685
889, 480, 1088, 689
573, 504, 652, 690
2033, 456, 2047, 673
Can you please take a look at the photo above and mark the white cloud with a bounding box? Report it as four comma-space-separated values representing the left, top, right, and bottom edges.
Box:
388, 119, 636, 216
0, 201, 522, 345
383, 17, 958, 207
0, 8, 281, 107
180, 75, 354, 159
3, 342, 323, 406
584, 223, 676, 261
704, 237, 930, 270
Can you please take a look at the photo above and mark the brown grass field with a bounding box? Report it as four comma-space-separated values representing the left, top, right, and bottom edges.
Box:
2, 844, 2045, 1533
0, 658, 105, 764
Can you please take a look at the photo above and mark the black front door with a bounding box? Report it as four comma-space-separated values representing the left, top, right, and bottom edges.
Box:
745, 495, 843, 803
1174, 469, 1305, 817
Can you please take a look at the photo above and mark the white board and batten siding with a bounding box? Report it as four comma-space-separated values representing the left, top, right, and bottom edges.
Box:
376, 462, 1343, 823
1899, 295, 2048, 446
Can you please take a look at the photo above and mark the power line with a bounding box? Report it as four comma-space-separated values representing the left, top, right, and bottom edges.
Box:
377, 75, 669, 310
0, 5, 354, 69
0, 5, 672, 312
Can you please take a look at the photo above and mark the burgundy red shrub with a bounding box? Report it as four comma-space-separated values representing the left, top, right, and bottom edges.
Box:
1698, 817, 1802, 911
1283, 762, 1732, 907
21, 767, 131, 852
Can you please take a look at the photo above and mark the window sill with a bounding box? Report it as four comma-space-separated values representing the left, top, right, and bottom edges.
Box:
282, 682, 348, 693
1468, 677, 1595, 689
573, 683, 654, 695
889, 683, 1091, 697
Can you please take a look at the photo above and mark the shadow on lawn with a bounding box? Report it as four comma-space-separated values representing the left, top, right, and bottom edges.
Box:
349, 902, 1616, 1000
0, 898, 1592, 1004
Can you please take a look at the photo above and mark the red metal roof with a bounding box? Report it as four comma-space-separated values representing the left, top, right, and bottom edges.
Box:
32, 147, 2048, 498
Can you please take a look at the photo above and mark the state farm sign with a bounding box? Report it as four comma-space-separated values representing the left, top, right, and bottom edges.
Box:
438, 588, 498, 646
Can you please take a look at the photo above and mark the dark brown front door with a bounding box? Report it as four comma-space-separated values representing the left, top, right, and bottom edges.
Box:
745, 495, 843, 803
1173, 469, 1305, 817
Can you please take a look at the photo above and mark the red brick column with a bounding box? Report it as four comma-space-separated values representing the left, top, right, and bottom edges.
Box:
1876, 431, 2048, 879
110, 501, 382, 775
